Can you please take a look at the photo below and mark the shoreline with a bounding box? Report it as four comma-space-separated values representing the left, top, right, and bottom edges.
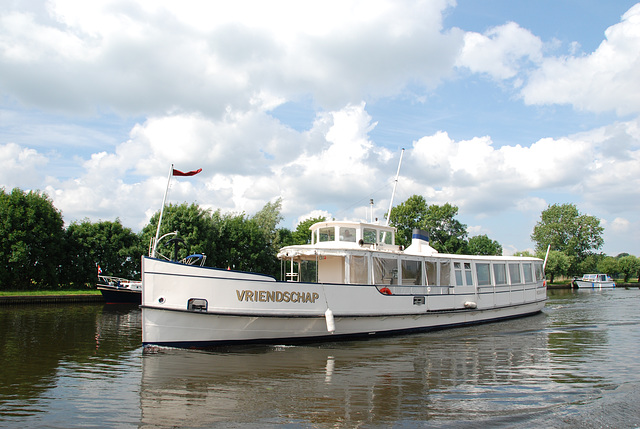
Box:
0, 294, 105, 305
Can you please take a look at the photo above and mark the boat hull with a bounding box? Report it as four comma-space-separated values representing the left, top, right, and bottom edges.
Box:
574, 280, 616, 289
142, 301, 545, 348
98, 285, 142, 304
141, 257, 547, 348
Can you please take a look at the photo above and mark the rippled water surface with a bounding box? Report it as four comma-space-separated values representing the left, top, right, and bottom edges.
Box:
1, 289, 639, 428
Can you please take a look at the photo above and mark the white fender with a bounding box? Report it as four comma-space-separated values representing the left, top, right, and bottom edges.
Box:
325, 308, 335, 333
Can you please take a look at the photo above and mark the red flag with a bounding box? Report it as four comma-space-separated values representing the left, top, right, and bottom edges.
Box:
172, 168, 202, 177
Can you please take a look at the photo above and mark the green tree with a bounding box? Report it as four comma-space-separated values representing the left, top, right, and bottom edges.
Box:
275, 227, 294, 249
64, 219, 143, 285
140, 202, 284, 278
140, 202, 214, 263
574, 253, 604, 276
543, 250, 571, 283
389, 195, 468, 253
0, 188, 65, 290
597, 256, 619, 278
251, 198, 284, 253
617, 255, 640, 283
388, 195, 429, 247
290, 216, 326, 245
467, 235, 503, 256
213, 211, 278, 276
531, 204, 604, 261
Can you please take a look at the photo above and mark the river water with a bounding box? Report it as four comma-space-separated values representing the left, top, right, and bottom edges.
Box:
1, 288, 639, 428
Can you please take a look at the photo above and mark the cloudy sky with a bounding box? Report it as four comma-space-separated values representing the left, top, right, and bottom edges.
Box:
2, 0, 639, 256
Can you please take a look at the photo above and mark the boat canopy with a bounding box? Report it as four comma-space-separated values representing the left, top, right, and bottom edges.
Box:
277, 221, 440, 260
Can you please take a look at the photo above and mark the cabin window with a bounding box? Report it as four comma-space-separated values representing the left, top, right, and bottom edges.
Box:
373, 257, 398, 285
494, 264, 507, 285
534, 262, 544, 282
187, 298, 208, 312
440, 261, 451, 286
509, 263, 522, 284
340, 227, 356, 242
319, 227, 335, 242
464, 263, 473, 285
382, 230, 393, 245
454, 262, 473, 286
454, 262, 464, 286
523, 263, 533, 283
363, 228, 377, 244
401, 260, 422, 285
425, 261, 437, 285
476, 263, 491, 286
350, 256, 368, 284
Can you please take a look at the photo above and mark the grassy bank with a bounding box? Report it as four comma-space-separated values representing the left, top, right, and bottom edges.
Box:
0, 289, 102, 297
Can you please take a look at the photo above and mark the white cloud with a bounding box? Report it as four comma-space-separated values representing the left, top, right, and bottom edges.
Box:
0, 0, 462, 115
522, 3, 640, 115
456, 21, 543, 80
406, 117, 640, 218
608, 217, 631, 233
40, 103, 395, 228
0, 143, 49, 190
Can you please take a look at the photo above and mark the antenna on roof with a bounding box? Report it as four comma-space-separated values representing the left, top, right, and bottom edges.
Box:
385, 148, 405, 226
369, 199, 374, 223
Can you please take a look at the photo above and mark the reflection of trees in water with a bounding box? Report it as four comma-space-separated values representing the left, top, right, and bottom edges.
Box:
546, 290, 612, 386
140, 319, 555, 427
0, 304, 141, 415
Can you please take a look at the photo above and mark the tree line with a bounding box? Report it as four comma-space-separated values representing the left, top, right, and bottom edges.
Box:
1, 187, 638, 290
528, 203, 640, 283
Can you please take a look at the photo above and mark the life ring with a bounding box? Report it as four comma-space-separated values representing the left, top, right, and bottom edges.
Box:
379, 287, 392, 295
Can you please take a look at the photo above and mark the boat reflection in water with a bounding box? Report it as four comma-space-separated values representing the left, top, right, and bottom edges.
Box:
140, 313, 558, 427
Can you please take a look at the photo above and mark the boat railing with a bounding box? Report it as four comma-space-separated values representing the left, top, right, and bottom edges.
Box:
181, 254, 207, 266
98, 275, 140, 288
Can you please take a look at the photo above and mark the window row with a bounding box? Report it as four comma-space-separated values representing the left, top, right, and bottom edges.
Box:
294, 256, 544, 287
356, 257, 542, 287
452, 261, 543, 286
316, 226, 394, 245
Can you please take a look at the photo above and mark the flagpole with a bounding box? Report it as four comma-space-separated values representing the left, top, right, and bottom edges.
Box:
151, 164, 174, 258
385, 148, 405, 226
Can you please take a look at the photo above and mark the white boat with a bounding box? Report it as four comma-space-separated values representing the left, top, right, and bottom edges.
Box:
98, 275, 142, 304
573, 274, 616, 289
141, 222, 547, 348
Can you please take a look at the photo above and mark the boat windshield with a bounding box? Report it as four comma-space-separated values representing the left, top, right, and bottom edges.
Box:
310, 223, 395, 246
339, 227, 356, 242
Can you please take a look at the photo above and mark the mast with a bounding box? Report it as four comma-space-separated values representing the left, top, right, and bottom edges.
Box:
151, 164, 174, 258
385, 148, 405, 226
543, 244, 551, 271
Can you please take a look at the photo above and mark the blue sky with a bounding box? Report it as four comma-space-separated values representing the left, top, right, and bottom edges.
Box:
1, 0, 639, 256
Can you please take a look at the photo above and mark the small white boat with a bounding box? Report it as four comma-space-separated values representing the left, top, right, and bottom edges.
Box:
141, 222, 547, 348
573, 274, 616, 289
97, 275, 142, 304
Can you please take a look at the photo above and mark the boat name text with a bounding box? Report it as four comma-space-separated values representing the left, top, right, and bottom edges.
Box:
236, 290, 320, 304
